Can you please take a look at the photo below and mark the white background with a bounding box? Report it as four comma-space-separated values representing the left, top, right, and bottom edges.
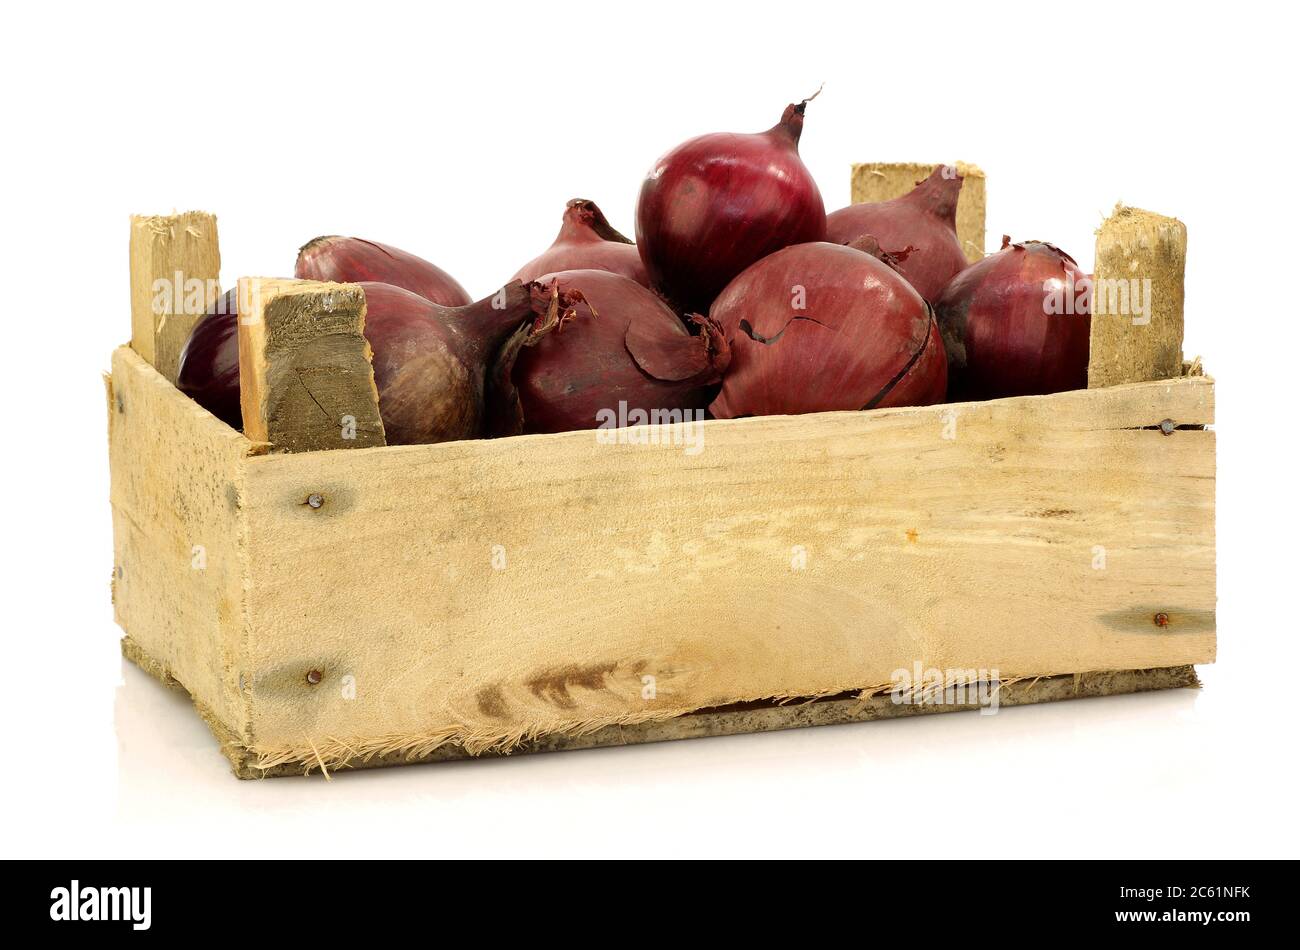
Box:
1, 0, 1296, 858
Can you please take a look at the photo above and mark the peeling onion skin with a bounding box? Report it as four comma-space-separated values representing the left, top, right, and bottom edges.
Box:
175, 281, 544, 444
709, 242, 946, 419
512, 199, 650, 288
295, 236, 472, 308
177, 288, 242, 430
513, 269, 730, 435
825, 166, 969, 302
635, 99, 827, 315
934, 237, 1090, 400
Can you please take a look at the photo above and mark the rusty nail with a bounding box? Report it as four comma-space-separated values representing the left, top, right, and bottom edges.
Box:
305, 493, 324, 509
1159, 418, 1176, 436
1153, 612, 1170, 627
306, 669, 323, 685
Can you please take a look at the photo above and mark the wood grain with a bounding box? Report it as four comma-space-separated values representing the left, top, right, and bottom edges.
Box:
108, 346, 250, 734
1088, 205, 1188, 388
850, 161, 986, 262
233, 375, 1214, 758
236, 278, 386, 453
122, 632, 1199, 778
129, 212, 221, 384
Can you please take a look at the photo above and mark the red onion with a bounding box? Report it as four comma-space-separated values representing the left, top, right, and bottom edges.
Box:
296, 236, 472, 307
175, 281, 550, 443
512, 269, 730, 434
635, 96, 827, 314
177, 288, 241, 429
709, 240, 946, 418
934, 236, 1090, 400
512, 199, 650, 287
825, 165, 968, 302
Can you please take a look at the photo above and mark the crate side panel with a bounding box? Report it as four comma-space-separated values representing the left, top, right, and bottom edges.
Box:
108, 345, 250, 735
239, 377, 1214, 756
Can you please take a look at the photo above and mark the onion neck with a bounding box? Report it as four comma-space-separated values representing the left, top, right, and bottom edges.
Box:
768, 86, 821, 146
768, 104, 805, 146
455, 281, 539, 357
910, 167, 963, 226
558, 199, 633, 246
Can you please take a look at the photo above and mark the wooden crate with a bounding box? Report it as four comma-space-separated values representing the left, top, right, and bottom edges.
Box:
108, 183, 1214, 779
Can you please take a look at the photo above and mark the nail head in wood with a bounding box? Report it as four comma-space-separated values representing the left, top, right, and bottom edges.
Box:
305, 493, 324, 510
1160, 418, 1176, 436
306, 669, 323, 685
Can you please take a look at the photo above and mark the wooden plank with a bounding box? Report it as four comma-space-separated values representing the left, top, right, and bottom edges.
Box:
233, 376, 1215, 771
236, 278, 386, 453
850, 161, 986, 262
108, 346, 251, 737
120, 635, 1198, 778
1088, 205, 1187, 388
129, 212, 221, 384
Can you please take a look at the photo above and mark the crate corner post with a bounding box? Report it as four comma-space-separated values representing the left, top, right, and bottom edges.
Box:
129, 211, 221, 384
1088, 205, 1188, 388
236, 277, 387, 453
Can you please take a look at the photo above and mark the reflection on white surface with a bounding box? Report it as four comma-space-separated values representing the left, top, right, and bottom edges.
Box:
101, 655, 1268, 859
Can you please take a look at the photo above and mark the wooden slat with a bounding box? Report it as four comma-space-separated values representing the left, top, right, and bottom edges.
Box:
108, 346, 251, 736
850, 161, 986, 262
234, 376, 1215, 766
236, 278, 386, 453
129, 211, 221, 384
1088, 205, 1187, 388
121, 633, 1199, 778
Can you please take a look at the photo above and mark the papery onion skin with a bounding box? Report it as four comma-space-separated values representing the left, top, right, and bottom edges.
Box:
295, 236, 472, 307
709, 241, 946, 419
934, 237, 1090, 400
635, 99, 827, 314
512, 199, 650, 288
825, 165, 969, 302
177, 288, 242, 429
513, 269, 729, 435
174, 281, 544, 444
360, 281, 541, 444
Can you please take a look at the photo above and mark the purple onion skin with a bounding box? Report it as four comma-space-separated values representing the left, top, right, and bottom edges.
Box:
514, 269, 728, 435
512, 199, 650, 288
934, 238, 1091, 400
296, 236, 472, 307
177, 288, 241, 429
635, 100, 827, 315
825, 166, 969, 302
709, 242, 946, 418
174, 281, 540, 444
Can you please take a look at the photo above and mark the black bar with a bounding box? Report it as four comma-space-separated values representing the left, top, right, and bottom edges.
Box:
8, 859, 1284, 934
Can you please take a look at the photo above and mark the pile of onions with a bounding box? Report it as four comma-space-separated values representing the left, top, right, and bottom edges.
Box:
296, 236, 471, 307
825, 165, 968, 302
934, 236, 1090, 400
174, 98, 1113, 441
635, 96, 827, 313
709, 238, 946, 418
512, 199, 649, 287
176, 281, 553, 444
512, 269, 729, 434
